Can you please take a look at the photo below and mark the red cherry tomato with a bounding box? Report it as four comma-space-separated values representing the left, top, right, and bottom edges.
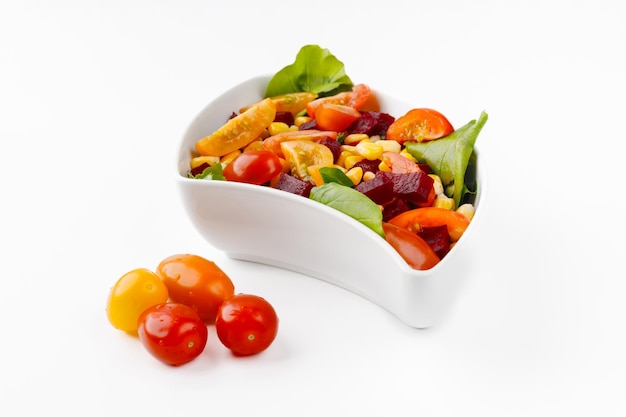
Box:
314, 103, 361, 131
386, 108, 454, 144
137, 302, 208, 366
382, 222, 440, 270
223, 150, 283, 185
215, 294, 279, 356
156, 254, 235, 322
306, 84, 371, 118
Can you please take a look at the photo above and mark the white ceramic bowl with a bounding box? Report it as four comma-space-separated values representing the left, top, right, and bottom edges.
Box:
176, 75, 486, 328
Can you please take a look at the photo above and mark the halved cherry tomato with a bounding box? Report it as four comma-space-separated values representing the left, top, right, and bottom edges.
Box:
386, 108, 454, 144
223, 150, 282, 185
280, 139, 334, 179
215, 293, 279, 356
240, 92, 319, 116
106, 268, 169, 334
388, 207, 470, 242
138, 302, 208, 366
262, 129, 338, 157
156, 254, 235, 322
196, 98, 276, 156
306, 84, 371, 118
314, 103, 361, 131
383, 222, 440, 270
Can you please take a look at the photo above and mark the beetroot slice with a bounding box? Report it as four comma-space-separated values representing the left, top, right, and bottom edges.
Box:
388, 171, 434, 205
417, 225, 451, 259
319, 137, 342, 163
382, 198, 411, 222
354, 172, 395, 205
274, 173, 314, 197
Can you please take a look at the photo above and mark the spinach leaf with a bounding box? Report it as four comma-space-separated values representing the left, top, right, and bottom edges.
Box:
310, 182, 384, 238
265, 45, 353, 98
319, 167, 354, 187
405, 111, 488, 208
190, 163, 226, 180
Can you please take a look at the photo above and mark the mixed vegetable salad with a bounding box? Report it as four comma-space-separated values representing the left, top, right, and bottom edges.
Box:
187, 45, 488, 270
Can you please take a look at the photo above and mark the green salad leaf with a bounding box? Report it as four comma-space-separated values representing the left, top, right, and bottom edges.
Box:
190, 163, 226, 180
318, 167, 354, 187
310, 182, 384, 238
405, 111, 488, 208
265, 45, 354, 98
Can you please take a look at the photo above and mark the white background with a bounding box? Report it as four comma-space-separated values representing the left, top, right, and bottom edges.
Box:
1, 0, 625, 416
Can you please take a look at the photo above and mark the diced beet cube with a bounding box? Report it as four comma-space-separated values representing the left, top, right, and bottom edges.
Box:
346, 111, 395, 137
418, 163, 432, 174
299, 119, 317, 130
274, 111, 294, 126
354, 171, 395, 205
389, 171, 434, 205
274, 173, 314, 198
417, 225, 451, 259
353, 159, 381, 174
319, 137, 342, 163
189, 162, 210, 177
382, 198, 410, 222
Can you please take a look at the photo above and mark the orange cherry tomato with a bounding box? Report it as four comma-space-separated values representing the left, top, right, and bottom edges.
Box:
386, 108, 454, 144
383, 222, 440, 270
280, 139, 334, 180
156, 254, 235, 322
262, 129, 338, 158
239, 92, 319, 115
314, 103, 361, 131
306, 84, 371, 118
195, 97, 276, 157
381, 151, 423, 173
388, 207, 470, 242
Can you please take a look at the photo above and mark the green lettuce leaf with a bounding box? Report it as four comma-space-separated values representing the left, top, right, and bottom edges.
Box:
405, 111, 488, 208
310, 182, 384, 237
265, 45, 353, 98
189, 163, 226, 180
318, 167, 354, 187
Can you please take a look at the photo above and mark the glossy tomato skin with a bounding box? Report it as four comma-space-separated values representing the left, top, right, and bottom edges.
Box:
215, 294, 279, 356
106, 268, 169, 334
386, 108, 454, 144
137, 302, 208, 366
314, 103, 361, 132
388, 207, 470, 242
306, 83, 371, 118
223, 150, 283, 185
383, 222, 440, 270
156, 254, 235, 322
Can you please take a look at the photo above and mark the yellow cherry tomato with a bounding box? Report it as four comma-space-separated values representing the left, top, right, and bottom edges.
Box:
106, 268, 169, 334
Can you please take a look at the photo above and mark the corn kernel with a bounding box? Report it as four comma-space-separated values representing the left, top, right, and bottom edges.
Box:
268, 122, 291, 136
344, 133, 369, 145
456, 203, 475, 221
399, 149, 416, 162
346, 166, 364, 186
190, 155, 220, 169
356, 141, 383, 160
244, 140, 264, 152
433, 194, 455, 210
429, 174, 444, 195
294, 116, 313, 127
340, 144, 358, 153
220, 150, 241, 167
379, 140, 401, 154
337, 150, 353, 167
362, 171, 376, 182
378, 160, 391, 172
344, 155, 364, 170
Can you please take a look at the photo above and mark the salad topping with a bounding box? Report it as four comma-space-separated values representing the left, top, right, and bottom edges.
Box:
188, 45, 488, 270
